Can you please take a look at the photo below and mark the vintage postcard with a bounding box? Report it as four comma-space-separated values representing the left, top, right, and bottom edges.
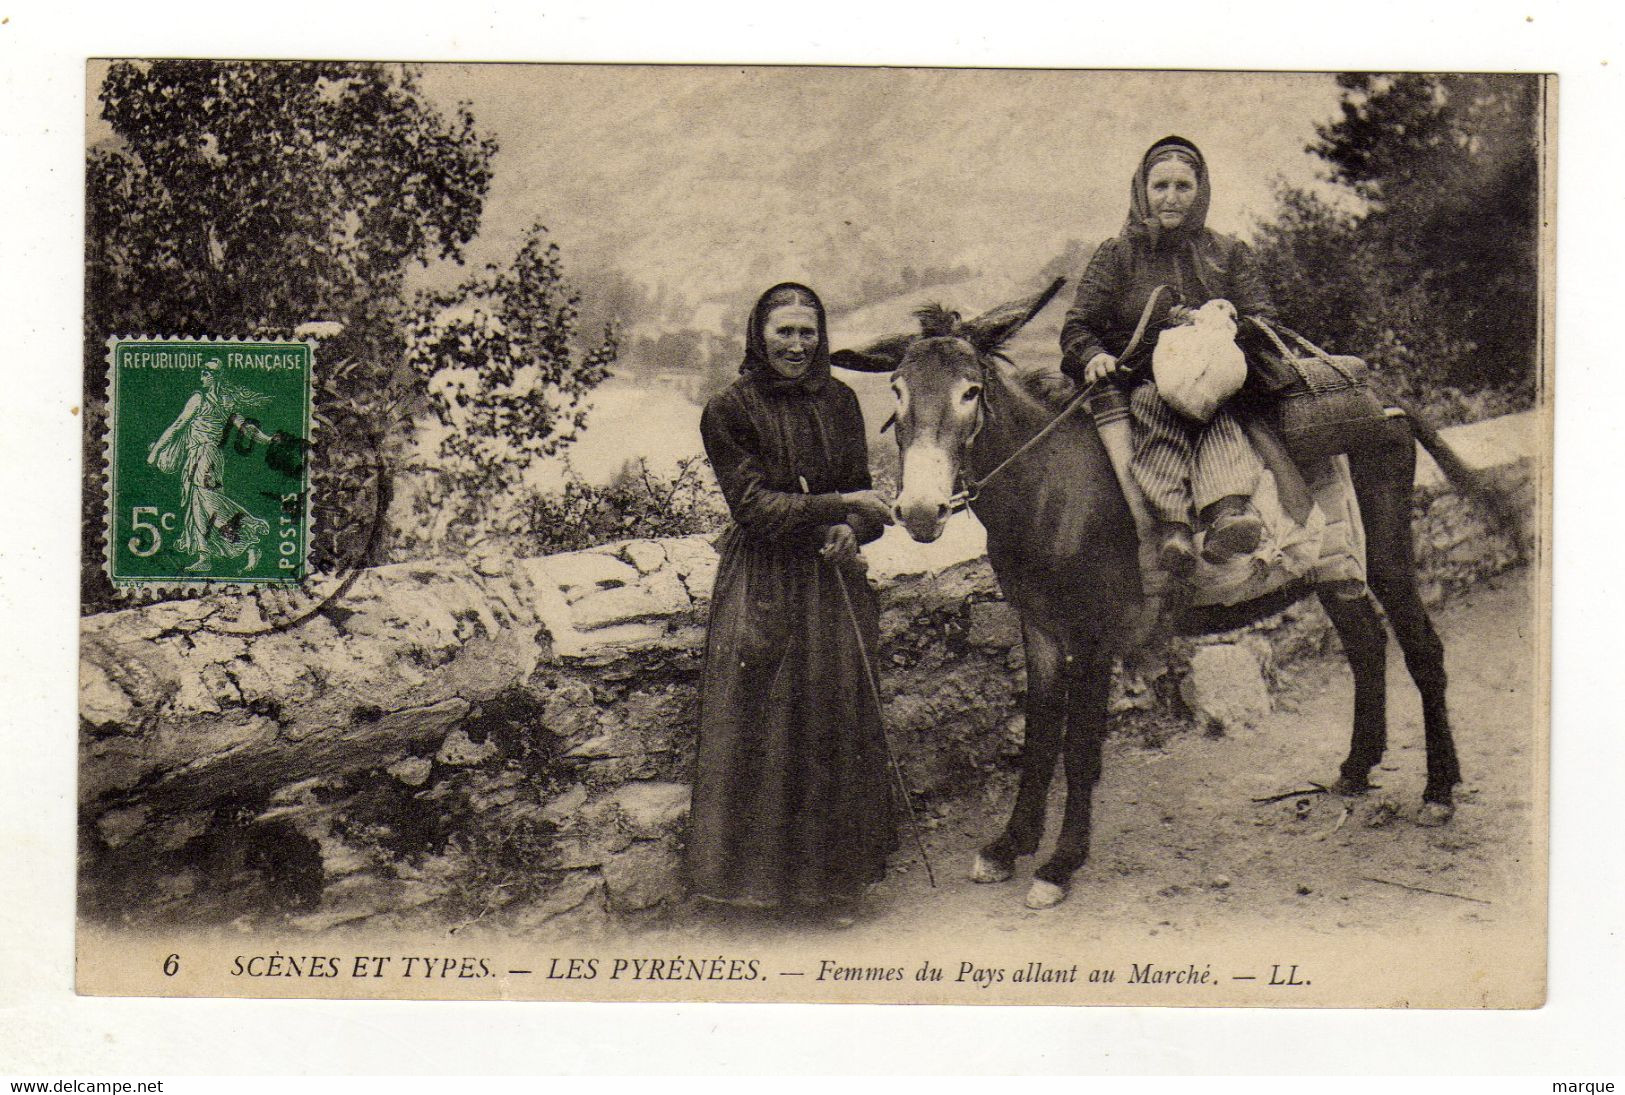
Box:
77, 61, 1551, 1007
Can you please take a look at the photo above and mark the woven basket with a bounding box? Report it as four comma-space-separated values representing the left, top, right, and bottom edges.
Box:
1249, 317, 1390, 462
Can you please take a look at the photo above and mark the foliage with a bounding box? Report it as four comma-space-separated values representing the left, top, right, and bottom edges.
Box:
1252, 73, 1541, 407
88, 61, 495, 338
504, 457, 725, 557
405, 224, 617, 536
84, 61, 498, 610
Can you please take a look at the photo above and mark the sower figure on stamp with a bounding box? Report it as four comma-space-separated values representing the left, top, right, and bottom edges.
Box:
1061, 135, 1278, 578
146, 359, 275, 573
687, 283, 898, 923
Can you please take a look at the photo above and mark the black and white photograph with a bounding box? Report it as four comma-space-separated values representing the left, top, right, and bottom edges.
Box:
69, 60, 1551, 1009
11, 0, 1625, 1077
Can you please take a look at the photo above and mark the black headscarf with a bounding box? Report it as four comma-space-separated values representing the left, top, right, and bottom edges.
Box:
740, 282, 832, 396
1122, 135, 1230, 302
1124, 135, 1213, 249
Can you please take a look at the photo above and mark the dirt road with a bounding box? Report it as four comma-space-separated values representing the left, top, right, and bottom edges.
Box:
655, 567, 1541, 950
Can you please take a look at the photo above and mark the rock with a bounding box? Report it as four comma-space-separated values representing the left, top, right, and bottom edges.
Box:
1181, 643, 1270, 733
966, 601, 1022, 649
564, 621, 668, 659
618, 540, 668, 575
289, 877, 437, 933
548, 827, 634, 870
156, 810, 215, 853
268, 777, 331, 807
540, 784, 589, 825
152, 714, 280, 775
569, 567, 691, 630
80, 658, 136, 728
96, 805, 149, 850
602, 837, 684, 912
513, 870, 606, 929
664, 537, 720, 594
388, 757, 433, 787
532, 552, 640, 603
565, 728, 636, 760
609, 782, 691, 837
470, 784, 519, 812
436, 729, 497, 767
538, 679, 600, 739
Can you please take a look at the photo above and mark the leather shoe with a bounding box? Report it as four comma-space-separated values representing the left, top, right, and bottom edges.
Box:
1155, 522, 1197, 578
1200, 497, 1264, 563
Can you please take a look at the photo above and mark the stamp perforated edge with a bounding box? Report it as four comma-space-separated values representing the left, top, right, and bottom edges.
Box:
100, 334, 318, 597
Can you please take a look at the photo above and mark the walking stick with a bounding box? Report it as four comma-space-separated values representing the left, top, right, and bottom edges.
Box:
800, 475, 936, 888
825, 550, 938, 890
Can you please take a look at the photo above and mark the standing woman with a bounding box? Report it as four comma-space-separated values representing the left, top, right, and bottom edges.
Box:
1060, 135, 1279, 574
689, 282, 898, 914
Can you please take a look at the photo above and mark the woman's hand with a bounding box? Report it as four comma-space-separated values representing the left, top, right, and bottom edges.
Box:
820, 523, 859, 566
1084, 353, 1120, 384
840, 489, 894, 527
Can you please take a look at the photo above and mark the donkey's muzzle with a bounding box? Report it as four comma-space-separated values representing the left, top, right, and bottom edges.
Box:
896, 500, 949, 543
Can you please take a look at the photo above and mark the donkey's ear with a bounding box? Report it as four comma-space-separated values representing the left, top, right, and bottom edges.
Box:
961, 276, 1067, 353
831, 332, 915, 374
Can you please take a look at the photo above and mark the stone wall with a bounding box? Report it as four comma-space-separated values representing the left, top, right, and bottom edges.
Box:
77, 411, 1539, 932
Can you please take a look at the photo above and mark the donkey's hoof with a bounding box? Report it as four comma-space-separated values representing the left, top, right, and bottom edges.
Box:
970, 853, 1012, 884
1417, 802, 1456, 827
1025, 880, 1067, 909
1330, 776, 1373, 797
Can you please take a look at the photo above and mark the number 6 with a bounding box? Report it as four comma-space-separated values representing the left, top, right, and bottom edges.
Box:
129, 506, 163, 557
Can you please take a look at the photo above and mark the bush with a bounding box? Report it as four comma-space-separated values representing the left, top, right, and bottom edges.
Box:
503, 456, 726, 557
1249, 73, 1541, 423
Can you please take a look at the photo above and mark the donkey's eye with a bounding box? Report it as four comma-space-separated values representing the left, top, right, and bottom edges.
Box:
962, 385, 982, 402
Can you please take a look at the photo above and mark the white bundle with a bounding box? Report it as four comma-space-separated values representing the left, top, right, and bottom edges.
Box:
1151, 298, 1248, 423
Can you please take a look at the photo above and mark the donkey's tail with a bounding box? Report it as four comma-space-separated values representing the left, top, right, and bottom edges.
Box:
1391, 399, 1530, 551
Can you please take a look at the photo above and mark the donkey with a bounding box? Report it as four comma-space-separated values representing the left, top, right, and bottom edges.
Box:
833, 279, 1480, 910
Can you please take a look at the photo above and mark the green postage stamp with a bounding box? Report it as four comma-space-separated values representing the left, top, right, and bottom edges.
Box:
104, 337, 313, 589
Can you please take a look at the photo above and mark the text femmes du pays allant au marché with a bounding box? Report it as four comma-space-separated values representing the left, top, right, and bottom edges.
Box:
223, 951, 1249, 989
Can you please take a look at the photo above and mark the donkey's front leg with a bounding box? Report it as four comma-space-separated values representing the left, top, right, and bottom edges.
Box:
973, 626, 1065, 884
1027, 643, 1113, 909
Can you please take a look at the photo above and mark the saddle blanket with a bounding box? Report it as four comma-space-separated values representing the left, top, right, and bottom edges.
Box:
1090, 396, 1367, 607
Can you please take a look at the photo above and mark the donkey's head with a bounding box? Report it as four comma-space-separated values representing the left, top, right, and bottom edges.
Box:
833, 278, 1064, 543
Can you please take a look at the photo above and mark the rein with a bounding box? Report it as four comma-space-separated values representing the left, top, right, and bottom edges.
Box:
943, 285, 1173, 514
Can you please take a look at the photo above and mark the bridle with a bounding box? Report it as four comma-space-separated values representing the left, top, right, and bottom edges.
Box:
904, 284, 1174, 515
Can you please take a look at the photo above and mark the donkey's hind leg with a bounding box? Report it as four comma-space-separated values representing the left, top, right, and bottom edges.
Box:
974, 625, 1064, 883
1350, 427, 1462, 813
1318, 583, 1390, 795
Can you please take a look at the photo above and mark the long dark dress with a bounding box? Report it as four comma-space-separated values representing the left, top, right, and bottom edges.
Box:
688, 366, 897, 908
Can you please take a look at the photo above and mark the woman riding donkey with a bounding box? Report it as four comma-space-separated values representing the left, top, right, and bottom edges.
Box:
1061, 135, 1278, 578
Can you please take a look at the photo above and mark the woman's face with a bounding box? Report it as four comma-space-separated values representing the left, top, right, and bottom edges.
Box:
1146, 158, 1199, 230
761, 304, 820, 379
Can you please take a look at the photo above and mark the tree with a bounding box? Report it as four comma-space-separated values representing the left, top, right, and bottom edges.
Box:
83, 61, 498, 608
87, 60, 495, 339
1260, 73, 1542, 393
404, 225, 617, 546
